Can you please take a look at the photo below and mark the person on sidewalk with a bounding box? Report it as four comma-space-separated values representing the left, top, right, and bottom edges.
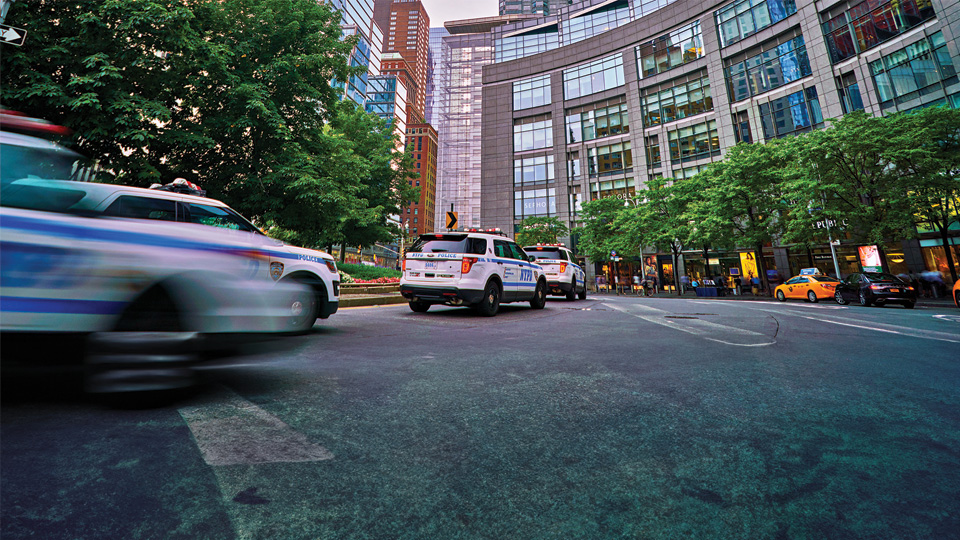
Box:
716, 275, 726, 297
734, 276, 742, 296
681, 274, 691, 294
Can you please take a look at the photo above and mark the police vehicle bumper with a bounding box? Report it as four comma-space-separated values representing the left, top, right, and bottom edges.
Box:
400, 285, 485, 305
547, 279, 575, 294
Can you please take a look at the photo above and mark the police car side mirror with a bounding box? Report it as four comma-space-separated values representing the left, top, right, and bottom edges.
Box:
528, 255, 536, 262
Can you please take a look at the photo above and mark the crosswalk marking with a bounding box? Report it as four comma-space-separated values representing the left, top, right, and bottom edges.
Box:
179, 389, 333, 466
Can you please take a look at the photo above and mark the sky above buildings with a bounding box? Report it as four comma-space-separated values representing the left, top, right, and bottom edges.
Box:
420, 0, 498, 25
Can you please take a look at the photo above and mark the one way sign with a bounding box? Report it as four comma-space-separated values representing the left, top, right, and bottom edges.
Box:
1, 24, 26, 46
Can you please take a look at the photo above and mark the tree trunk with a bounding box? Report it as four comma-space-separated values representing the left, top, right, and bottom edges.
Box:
671, 249, 681, 296
339, 245, 346, 263
756, 244, 769, 295
940, 228, 958, 282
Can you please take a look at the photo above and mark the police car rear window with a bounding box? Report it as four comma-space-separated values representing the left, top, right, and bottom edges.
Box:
411, 235, 486, 255
526, 248, 565, 261
0, 184, 86, 213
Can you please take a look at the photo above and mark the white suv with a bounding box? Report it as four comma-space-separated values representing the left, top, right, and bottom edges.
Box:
523, 244, 587, 301
1, 177, 339, 333
400, 229, 547, 316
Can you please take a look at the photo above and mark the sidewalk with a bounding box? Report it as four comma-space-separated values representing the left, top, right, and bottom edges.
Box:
339, 283, 406, 308
591, 288, 957, 308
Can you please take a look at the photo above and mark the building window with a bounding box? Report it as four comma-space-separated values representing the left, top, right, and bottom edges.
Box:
837, 72, 864, 113
563, 0, 632, 46
715, 0, 798, 48
563, 54, 625, 100
514, 155, 555, 186
513, 75, 552, 110
587, 142, 633, 177
636, 21, 703, 78
514, 115, 553, 151
589, 178, 636, 200
567, 151, 582, 181
496, 25, 560, 63
725, 35, 812, 102
514, 188, 558, 219
733, 110, 752, 143
822, 0, 936, 64
645, 134, 661, 168
564, 97, 629, 144
758, 87, 824, 139
641, 75, 713, 127
869, 32, 958, 112
672, 164, 711, 179
667, 119, 720, 163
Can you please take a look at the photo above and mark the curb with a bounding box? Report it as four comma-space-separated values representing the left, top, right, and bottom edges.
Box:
340, 294, 406, 308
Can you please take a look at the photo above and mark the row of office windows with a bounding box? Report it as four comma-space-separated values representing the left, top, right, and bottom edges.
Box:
587, 142, 633, 177
636, 21, 704, 78
870, 31, 957, 111
562, 54, 626, 100
514, 155, 556, 186
515, 188, 558, 219
668, 119, 719, 164
564, 98, 630, 144
822, 0, 935, 64
514, 115, 554, 152
640, 75, 713, 127
564, 0, 633, 46
514, 75, 552, 110
726, 35, 811, 102
716, 0, 798, 48
758, 86, 824, 139
496, 28, 560, 63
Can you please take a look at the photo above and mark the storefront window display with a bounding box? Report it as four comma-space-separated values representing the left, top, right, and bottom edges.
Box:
921, 243, 960, 281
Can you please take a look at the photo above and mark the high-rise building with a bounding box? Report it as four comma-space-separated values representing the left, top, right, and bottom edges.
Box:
374, 0, 431, 122
404, 124, 439, 236
432, 16, 533, 231
481, 0, 960, 283
329, 0, 384, 104
364, 74, 410, 139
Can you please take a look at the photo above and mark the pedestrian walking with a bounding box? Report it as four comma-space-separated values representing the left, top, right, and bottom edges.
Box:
734, 276, 742, 296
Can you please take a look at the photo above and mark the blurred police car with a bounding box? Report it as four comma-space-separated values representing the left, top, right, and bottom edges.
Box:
524, 244, 587, 301
2, 177, 340, 333
400, 228, 547, 316
0, 116, 313, 393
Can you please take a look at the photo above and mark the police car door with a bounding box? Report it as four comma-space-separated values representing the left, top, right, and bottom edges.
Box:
507, 241, 537, 300
493, 239, 518, 300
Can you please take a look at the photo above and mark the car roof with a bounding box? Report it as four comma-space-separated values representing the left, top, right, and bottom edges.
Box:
3, 178, 228, 211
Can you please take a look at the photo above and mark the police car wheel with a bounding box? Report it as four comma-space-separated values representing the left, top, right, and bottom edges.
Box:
566, 279, 577, 301
409, 300, 431, 313
286, 283, 319, 334
578, 284, 587, 300
474, 282, 500, 317
530, 280, 547, 309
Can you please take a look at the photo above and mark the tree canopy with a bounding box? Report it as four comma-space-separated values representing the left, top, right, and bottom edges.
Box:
515, 216, 569, 247
1, 0, 417, 250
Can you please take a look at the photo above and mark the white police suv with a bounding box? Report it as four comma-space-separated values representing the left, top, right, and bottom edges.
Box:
1, 177, 340, 333
400, 229, 547, 316
523, 244, 587, 301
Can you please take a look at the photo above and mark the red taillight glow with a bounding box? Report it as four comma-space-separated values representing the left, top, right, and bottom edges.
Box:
462, 257, 478, 274
402, 258, 407, 272
559, 263, 567, 273
870, 284, 882, 290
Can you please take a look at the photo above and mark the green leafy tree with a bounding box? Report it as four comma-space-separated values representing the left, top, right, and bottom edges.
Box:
515, 216, 569, 247
787, 111, 919, 272
577, 197, 635, 262
619, 178, 694, 295
898, 107, 960, 281
688, 140, 792, 292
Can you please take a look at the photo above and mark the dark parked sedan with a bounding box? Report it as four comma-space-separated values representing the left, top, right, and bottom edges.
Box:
834, 272, 918, 308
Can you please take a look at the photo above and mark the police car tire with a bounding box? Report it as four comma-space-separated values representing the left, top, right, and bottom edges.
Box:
566, 279, 577, 301
578, 284, 587, 300
530, 280, 547, 309
285, 278, 320, 334
474, 281, 501, 317
409, 300, 431, 313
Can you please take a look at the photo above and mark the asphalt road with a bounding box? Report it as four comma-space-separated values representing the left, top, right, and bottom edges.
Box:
3, 296, 960, 539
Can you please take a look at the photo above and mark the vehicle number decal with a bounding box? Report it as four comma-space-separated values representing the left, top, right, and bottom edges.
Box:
425, 261, 438, 269
520, 268, 533, 282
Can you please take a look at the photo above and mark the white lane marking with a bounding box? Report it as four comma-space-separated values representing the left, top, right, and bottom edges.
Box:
180, 390, 333, 466
603, 303, 775, 347
753, 309, 960, 344
933, 315, 960, 323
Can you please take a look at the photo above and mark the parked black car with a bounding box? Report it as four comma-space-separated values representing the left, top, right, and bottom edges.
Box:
834, 272, 918, 308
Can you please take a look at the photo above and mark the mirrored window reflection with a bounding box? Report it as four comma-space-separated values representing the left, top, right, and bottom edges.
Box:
667, 119, 720, 163
715, 0, 798, 48
758, 87, 824, 139
725, 36, 812, 102
565, 97, 629, 144
868, 32, 959, 112
562, 54, 625, 100
822, 0, 935, 64
635, 21, 703, 78
513, 75, 552, 110
514, 115, 554, 152
641, 76, 713, 127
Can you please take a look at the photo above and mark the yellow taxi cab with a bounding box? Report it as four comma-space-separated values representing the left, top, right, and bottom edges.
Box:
775, 270, 841, 303
953, 279, 959, 308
